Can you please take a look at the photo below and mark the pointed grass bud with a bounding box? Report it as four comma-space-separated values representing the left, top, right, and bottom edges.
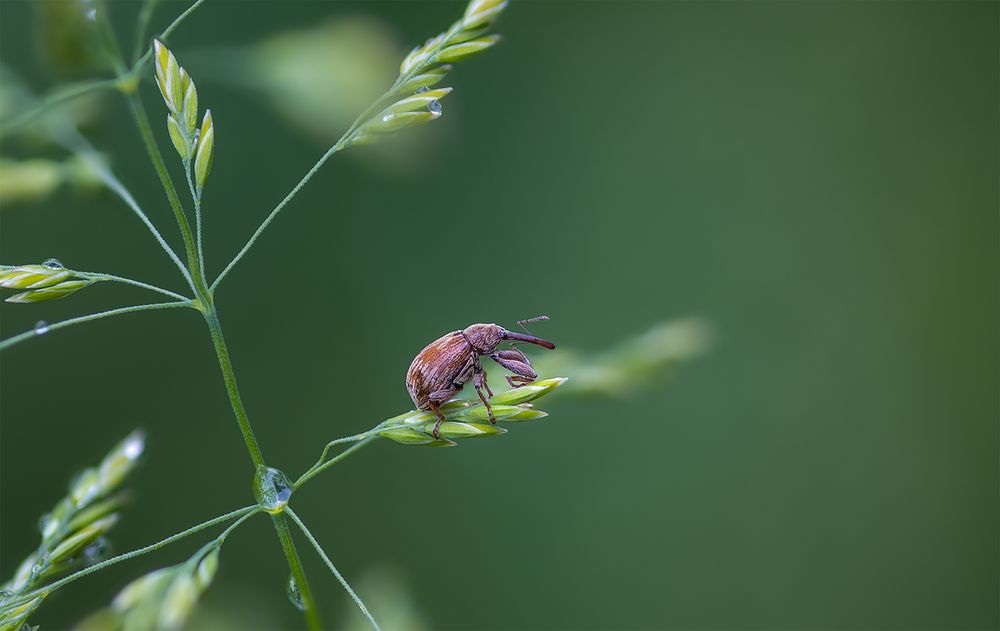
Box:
0, 261, 72, 289
154, 40, 183, 114
456, 404, 548, 423
463, 0, 508, 29
44, 514, 118, 573
368, 110, 440, 134
384, 88, 452, 117
489, 377, 568, 406
6, 279, 93, 303
165, 114, 188, 160
194, 110, 214, 189
180, 69, 198, 134
379, 426, 455, 447
437, 35, 501, 63
422, 420, 507, 439
400, 33, 446, 75
398, 65, 452, 94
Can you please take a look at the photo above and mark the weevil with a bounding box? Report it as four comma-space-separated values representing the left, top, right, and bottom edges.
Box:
406, 318, 555, 438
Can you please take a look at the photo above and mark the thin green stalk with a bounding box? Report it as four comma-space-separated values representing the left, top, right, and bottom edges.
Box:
272, 513, 322, 630
211, 20, 464, 292
295, 436, 378, 489
5, 505, 256, 608
56, 126, 196, 292
0, 78, 120, 137
0, 0, 205, 138
132, 0, 161, 63
286, 507, 380, 631
132, 0, 206, 73
0, 301, 192, 352
124, 92, 205, 294
201, 309, 265, 467
210, 137, 348, 291
81, 273, 190, 301
184, 166, 207, 285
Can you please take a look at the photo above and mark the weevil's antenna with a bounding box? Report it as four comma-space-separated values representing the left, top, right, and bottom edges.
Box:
511, 315, 550, 349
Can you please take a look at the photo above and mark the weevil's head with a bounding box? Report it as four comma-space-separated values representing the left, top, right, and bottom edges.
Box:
463, 322, 556, 354
463, 323, 505, 354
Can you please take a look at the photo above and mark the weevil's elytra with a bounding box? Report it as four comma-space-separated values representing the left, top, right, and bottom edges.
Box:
406, 320, 555, 438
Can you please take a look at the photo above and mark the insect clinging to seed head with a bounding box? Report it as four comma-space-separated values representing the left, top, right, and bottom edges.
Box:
406, 317, 555, 438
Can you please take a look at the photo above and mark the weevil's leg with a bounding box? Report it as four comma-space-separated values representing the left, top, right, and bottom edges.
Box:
473, 367, 495, 424
427, 389, 453, 439
506, 374, 535, 388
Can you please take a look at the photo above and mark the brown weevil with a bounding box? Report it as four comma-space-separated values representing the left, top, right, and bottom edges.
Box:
406, 318, 555, 438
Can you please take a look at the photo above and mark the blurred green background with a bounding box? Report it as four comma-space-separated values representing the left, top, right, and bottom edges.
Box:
1, 0, 997, 629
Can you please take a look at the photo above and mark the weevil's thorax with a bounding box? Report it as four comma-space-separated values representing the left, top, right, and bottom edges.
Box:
462, 323, 503, 354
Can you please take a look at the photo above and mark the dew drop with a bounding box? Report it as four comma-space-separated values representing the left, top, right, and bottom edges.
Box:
35, 321, 50, 335
286, 574, 304, 611
0, 588, 13, 603
427, 100, 442, 115
86, 7, 97, 20
381, 113, 394, 124
84, 538, 110, 565
415, 86, 430, 93
42, 258, 64, 269
253, 466, 292, 513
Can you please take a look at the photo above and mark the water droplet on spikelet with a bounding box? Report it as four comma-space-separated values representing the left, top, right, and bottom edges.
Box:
35, 321, 50, 335
416, 86, 430, 93
42, 258, 64, 269
427, 100, 442, 115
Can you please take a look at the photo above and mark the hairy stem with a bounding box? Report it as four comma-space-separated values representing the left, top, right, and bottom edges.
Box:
295, 436, 378, 489
124, 92, 205, 294
201, 309, 265, 468
0, 78, 121, 137
83, 273, 190, 301
132, 0, 161, 63
4, 505, 257, 609
272, 513, 322, 630
0, 301, 192, 352
211, 137, 348, 291
0, 0, 205, 138
56, 125, 196, 292
185, 165, 207, 286
286, 507, 380, 631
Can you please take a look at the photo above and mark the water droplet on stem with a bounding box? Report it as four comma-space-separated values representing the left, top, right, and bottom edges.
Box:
287, 574, 304, 610
253, 466, 292, 513
35, 321, 50, 335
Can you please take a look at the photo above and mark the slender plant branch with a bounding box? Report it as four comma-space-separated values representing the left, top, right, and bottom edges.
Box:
78, 272, 190, 301
211, 21, 466, 292
210, 136, 347, 291
295, 436, 378, 489
201, 309, 265, 467
272, 513, 322, 630
3, 505, 257, 609
132, 0, 161, 64
184, 167, 207, 286
54, 125, 196, 292
0, 301, 192, 352
132, 0, 206, 73
0, 0, 205, 138
124, 92, 204, 293
0, 78, 120, 137
286, 507, 380, 631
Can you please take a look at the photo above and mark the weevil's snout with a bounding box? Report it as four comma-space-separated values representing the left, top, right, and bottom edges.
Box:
501, 329, 555, 349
